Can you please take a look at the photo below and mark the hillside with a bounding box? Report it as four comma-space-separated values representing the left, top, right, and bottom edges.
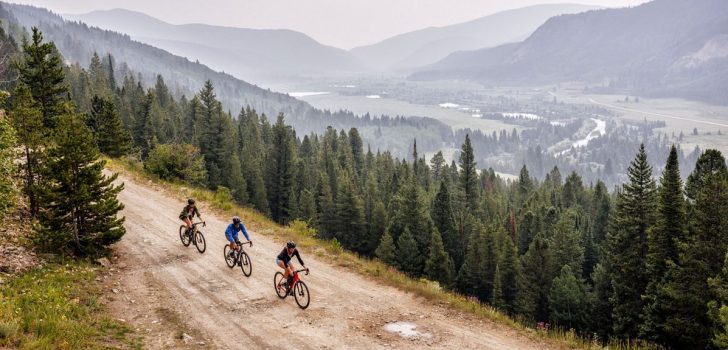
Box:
350, 4, 598, 72
98, 166, 556, 349
0, 3, 308, 117
66, 9, 366, 84
412, 0, 728, 105
0, 2, 452, 158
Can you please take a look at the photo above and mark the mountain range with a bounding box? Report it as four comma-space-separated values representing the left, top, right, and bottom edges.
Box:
411, 0, 728, 105
349, 3, 599, 72
66, 8, 365, 84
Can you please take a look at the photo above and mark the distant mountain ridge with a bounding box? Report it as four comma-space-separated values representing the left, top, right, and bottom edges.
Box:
349, 4, 600, 72
66, 8, 366, 84
0, 2, 454, 159
412, 0, 728, 105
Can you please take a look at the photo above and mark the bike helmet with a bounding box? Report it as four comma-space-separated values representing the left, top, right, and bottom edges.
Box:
286, 241, 296, 249
188, 198, 196, 205
232, 216, 241, 224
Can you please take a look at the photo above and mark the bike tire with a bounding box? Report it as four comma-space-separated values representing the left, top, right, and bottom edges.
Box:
195, 231, 206, 253
179, 226, 191, 247
240, 251, 252, 277
294, 281, 310, 309
274, 272, 287, 299
223, 245, 235, 268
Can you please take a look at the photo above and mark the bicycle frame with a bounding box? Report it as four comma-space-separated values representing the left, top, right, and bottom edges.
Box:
290, 269, 308, 289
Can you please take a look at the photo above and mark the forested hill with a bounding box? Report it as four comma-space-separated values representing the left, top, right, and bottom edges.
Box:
412, 0, 728, 105
0, 2, 305, 117
0, 2, 452, 158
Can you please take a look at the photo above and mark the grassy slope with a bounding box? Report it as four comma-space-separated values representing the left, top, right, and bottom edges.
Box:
0, 263, 140, 349
107, 158, 661, 350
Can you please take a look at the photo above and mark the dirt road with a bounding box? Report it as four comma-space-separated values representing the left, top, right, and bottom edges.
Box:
104, 173, 555, 349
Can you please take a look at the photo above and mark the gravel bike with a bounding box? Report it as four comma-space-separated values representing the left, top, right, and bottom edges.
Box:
179, 221, 206, 253
274, 268, 310, 309
224, 241, 252, 277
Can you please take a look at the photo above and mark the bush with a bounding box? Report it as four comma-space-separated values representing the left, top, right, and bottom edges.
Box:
289, 219, 317, 237
144, 143, 207, 185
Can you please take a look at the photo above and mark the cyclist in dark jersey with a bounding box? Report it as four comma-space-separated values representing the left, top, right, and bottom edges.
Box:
276, 241, 307, 289
179, 198, 202, 234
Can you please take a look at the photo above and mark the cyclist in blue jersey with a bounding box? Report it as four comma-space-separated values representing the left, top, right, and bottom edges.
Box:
226, 216, 252, 258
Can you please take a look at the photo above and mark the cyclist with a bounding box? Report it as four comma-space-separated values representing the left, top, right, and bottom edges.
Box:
276, 241, 307, 290
179, 198, 202, 234
226, 216, 252, 258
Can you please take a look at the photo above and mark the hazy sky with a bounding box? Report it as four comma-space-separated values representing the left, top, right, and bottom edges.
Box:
12, 0, 649, 49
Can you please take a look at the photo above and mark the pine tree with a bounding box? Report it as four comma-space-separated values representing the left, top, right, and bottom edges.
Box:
297, 189, 317, 223
606, 144, 656, 339
334, 174, 366, 253
430, 151, 446, 184
685, 149, 728, 201
459, 134, 479, 211
375, 231, 397, 267
590, 263, 613, 341
424, 228, 455, 288
518, 211, 537, 256
432, 181, 460, 267
550, 210, 584, 277
387, 179, 433, 271
518, 234, 552, 322
491, 264, 505, 310
661, 150, 728, 348
396, 228, 423, 277
549, 265, 588, 330
517, 165, 533, 205
562, 171, 585, 208
708, 253, 728, 348
499, 232, 521, 313
134, 91, 154, 158
87, 95, 132, 157
349, 128, 364, 177
316, 174, 336, 239
104, 53, 116, 91
456, 223, 488, 300
227, 154, 248, 204
366, 200, 387, 256
267, 113, 296, 224
16, 27, 68, 129
37, 108, 125, 256
10, 83, 47, 217
640, 145, 685, 342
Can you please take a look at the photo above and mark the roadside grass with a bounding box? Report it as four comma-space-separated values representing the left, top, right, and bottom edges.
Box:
0, 263, 140, 350
107, 157, 661, 350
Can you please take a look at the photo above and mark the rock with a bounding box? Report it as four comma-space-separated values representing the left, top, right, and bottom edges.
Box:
181, 333, 193, 344
96, 257, 111, 267
111, 288, 119, 294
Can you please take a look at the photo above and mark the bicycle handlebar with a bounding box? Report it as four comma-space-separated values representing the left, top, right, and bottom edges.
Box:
295, 268, 309, 275
192, 221, 206, 227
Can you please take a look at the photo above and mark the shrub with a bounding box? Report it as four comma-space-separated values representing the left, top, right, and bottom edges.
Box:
144, 143, 207, 185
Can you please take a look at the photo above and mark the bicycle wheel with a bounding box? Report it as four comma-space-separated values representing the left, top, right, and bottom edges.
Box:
240, 251, 252, 277
179, 226, 191, 247
195, 231, 206, 253
294, 281, 310, 309
274, 272, 287, 299
223, 245, 235, 268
